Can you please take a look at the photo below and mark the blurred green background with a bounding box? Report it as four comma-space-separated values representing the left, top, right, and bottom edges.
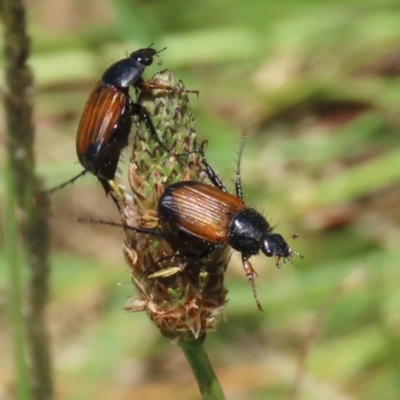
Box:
2, 0, 400, 399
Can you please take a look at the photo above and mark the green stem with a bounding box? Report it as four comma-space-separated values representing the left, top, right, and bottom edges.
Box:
179, 336, 226, 400
4, 150, 31, 400
1, 0, 53, 399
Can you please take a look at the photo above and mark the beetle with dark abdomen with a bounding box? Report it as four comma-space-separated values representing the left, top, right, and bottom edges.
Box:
83, 139, 300, 310
43, 46, 198, 203
156, 141, 299, 310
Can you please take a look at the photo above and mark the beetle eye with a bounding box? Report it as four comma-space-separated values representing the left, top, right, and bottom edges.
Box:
140, 56, 153, 66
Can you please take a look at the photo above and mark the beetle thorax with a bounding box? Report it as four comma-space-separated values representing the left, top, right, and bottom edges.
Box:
228, 208, 272, 257
101, 58, 145, 88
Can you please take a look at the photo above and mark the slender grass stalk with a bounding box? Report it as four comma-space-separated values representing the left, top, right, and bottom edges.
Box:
1, 0, 53, 399
180, 337, 226, 400
4, 150, 32, 400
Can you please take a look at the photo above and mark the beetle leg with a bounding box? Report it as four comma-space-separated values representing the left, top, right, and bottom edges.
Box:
200, 154, 228, 193
105, 179, 124, 200
74, 218, 164, 237
147, 245, 216, 280
137, 80, 199, 97
102, 179, 124, 210
154, 245, 214, 266
131, 100, 199, 155
39, 169, 87, 199
130, 102, 171, 152
242, 257, 263, 311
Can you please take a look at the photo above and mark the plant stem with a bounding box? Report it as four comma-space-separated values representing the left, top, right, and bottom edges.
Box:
179, 336, 226, 400
4, 148, 32, 400
0, 0, 53, 399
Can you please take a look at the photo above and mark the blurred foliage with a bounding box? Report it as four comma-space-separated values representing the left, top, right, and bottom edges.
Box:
1, 0, 400, 399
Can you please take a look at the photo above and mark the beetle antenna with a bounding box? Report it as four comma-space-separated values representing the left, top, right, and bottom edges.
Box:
290, 249, 304, 262
155, 46, 167, 56
234, 133, 247, 200
286, 234, 304, 262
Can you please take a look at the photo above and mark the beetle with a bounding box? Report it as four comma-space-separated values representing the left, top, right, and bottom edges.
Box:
86, 139, 299, 310
77, 135, 300, 309
155, 145, 298, 310
44, 45, 197, 201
